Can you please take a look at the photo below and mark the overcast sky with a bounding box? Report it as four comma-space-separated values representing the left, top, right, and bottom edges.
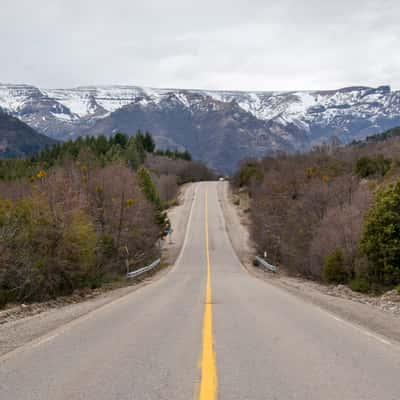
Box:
1, 0, 399, 91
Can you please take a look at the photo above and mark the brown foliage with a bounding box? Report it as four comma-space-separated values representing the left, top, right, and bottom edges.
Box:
154, 174, 179, 205
0, 162, 160, 303
243, 147, 373, 279
145, 154, 216, 185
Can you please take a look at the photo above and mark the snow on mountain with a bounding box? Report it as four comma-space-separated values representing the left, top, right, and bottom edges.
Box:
1, 82, 400, 171
3, 83, 398, 134
42, 86, 170, 118
204, 85, 400, 131
0, 84, 41, 113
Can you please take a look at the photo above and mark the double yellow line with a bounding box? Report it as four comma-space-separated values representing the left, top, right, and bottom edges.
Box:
198, 190, 218, 399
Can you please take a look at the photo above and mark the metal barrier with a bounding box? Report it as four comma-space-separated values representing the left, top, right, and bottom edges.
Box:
126, 258, 161, 279
254, 256, 277, 273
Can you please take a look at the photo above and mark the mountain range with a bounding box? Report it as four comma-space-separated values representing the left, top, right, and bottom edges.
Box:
1, 83, 400, 172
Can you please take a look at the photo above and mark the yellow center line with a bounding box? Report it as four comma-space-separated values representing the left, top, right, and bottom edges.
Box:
199, 189, 218, 400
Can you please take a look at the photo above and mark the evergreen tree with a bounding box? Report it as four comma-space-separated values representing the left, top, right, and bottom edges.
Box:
137, 166, 162, 207
135, 130, 146, 163
143, 131, 155, 153
182, 149, 192, 161
96, 135, 109, 155
137, 166, 170, 236
360, 181, 400, 285
113, 132, 128, 149
105, 144, 122, 161
355, 155, 391, 179
125, 138, 140, 170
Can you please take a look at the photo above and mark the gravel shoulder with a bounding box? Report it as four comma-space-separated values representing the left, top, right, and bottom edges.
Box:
0, 183, 196, 357
217, 181, 400, 344
161, 182, 197, 265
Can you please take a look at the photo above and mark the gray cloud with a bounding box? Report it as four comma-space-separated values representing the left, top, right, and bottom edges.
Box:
1, 0, 399, 90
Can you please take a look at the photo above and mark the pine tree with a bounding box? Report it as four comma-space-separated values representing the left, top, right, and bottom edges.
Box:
135, 130, 146, 162
182, 150, 192, 161
137, 166, 169, 236
96, 135, 109, 155
113, 132, 128, 149
125, 138, 140, 170
143, 131, 155, 153
105, 144, 122, 161
137, 166, 161, 207
360, 181, 400, 285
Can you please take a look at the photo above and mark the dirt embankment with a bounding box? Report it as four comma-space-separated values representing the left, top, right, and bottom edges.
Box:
218, 181, 400, 344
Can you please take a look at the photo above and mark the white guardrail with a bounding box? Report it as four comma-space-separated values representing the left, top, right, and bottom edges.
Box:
254, 256, 277, 273
126, 258, 161, 279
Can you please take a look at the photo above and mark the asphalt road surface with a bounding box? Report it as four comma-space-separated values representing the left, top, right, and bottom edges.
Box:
1, 182, 399, 400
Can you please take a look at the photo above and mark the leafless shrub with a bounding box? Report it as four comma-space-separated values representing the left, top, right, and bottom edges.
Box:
145, 154, 216, 183
309, 185, 372, 278
246, 148, 374, 278
0, 162, 160, 303
154, 174, 179, 204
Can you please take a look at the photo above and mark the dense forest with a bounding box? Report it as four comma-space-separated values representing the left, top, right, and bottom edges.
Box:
0, 130, 215, 307
233, 127, 400, 294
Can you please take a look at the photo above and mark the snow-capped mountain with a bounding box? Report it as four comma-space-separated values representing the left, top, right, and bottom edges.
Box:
1, 83, 400, 172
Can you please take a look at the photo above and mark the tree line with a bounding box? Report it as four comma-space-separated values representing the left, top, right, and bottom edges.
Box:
0, 130, 196, 181
0, 130, 215, 307
233, 130, 400, 294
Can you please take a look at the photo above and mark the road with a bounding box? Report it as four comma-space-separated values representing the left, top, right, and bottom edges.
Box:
1, 181, 399, 399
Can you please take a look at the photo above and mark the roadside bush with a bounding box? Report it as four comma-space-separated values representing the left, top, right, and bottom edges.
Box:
0, 290, 7, 308
60, 211, 98, 288
0, 196, 67, 301
323, 249, 349, 284
309, 184, 371, 279
0, 195, 103, 301
360, 181, 400, 285
349, 275, 371, 293
154, 174, 179, 205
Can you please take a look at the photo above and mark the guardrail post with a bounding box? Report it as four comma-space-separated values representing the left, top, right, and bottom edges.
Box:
126, 258, 161, 279
254, 256, 277, 273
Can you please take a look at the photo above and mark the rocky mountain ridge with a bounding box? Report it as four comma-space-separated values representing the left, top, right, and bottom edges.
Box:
1, 83, 400, 171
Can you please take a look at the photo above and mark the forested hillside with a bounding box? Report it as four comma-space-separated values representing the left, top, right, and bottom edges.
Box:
0, 111, 56, 158
0, 131, 214, 307
233, 127, 400, 293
